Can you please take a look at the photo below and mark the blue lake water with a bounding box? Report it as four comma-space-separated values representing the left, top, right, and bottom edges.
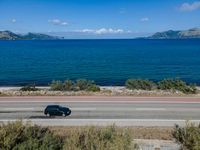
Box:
0, 39, 200, 86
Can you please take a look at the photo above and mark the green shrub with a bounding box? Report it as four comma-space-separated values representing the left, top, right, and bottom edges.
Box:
50, 80, 64, 91
50, 79, 101, 92
0, 121, 63, 150
76, 79, 91, 90
125, 79, 155, 90
86, 84, 100, 92
63, 80, 74, 91
20, 84, 39, 91
63, 125, 133, 150
173, 122, 200, 150
158, 79, 197, 94
75, 79, 100, 91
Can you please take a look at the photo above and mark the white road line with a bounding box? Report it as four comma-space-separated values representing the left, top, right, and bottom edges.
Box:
135, 108, 166, 111
71, 107, 97, 111
1, 108, 36, 111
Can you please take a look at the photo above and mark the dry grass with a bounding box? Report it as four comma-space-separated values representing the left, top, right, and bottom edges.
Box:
49, 126, 174, 141
50, 125, 134, 150
0, 92, 8, 96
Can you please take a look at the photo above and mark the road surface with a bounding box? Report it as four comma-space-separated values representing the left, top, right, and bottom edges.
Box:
0, 96, 200, 126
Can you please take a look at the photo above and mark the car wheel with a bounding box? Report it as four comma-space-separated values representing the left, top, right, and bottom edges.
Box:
65, 110, 71, 116
47, 113, 51, 117
68, 110, 71, 115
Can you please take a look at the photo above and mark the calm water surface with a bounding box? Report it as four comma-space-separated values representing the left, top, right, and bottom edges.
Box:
0, 39, 200, 86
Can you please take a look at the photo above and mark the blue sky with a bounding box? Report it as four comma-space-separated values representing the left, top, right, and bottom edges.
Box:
0, 0, 200, 38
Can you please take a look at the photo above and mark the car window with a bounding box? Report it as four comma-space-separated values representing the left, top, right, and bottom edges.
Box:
47, 105, 59, 109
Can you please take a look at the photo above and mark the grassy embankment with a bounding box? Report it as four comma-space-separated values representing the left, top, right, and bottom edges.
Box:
1, 121, 200, 149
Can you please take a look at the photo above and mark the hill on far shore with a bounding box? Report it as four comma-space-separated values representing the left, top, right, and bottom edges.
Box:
0, 30, 63, 40
147, 28, 200, 39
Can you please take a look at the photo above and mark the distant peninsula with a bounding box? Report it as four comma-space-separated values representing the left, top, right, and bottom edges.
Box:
147, 28, 200, 39
0, 31, 63, 40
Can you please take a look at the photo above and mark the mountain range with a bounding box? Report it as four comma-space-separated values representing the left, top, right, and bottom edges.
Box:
0, 31, 62, 40
148, 28, 200, 39
0, 28, 200, 40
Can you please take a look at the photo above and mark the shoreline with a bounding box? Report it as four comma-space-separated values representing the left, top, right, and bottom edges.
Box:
0, 86, 200, 97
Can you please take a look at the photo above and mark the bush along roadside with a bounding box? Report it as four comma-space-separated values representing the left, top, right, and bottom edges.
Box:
125, 79, 155, 90
20, 84, 39, 91
50, 79, 100, 92
19, 78, 197, 94
0, 121, 134, 150
157, 79, 197, 94
125, 78, 197, 94
173, 122, 200, 150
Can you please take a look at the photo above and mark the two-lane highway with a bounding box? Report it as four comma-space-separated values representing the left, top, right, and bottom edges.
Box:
0, 96, 200, 126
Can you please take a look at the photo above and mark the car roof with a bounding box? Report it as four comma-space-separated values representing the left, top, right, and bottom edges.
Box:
46, 105, 60, 108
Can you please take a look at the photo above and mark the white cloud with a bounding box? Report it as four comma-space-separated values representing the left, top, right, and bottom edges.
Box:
180, 1, 200, 11
140, 17, 149, 22
81, 29, 94, 33
48, 19, 68, 26
96, 28, 124, 34
76, 28, 125, 34
11, 19, 17, 23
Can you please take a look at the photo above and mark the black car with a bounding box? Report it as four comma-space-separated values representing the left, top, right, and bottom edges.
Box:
44, 105, 71, 117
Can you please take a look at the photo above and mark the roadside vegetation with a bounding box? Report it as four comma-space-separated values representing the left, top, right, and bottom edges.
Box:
0, 121, 63, 150
125, 78, 197, 94
50, 79, 100, 92
173, 122, 200, 150
63, 125, 134, 150
125, 79, 155, 90
157, 79, 197, 94
0, 91, 7, 96
20, 84, 39, 91
0, 121, 134, 150
2, 121, 200, 150
5, 78, 198, 95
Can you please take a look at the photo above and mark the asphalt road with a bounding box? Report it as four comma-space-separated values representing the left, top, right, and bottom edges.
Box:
0, 96, 200, 126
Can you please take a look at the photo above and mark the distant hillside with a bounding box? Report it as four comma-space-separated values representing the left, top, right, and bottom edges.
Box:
0, 31, 62, 40
0, 31, 22, 40
148, 28, 200, 39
